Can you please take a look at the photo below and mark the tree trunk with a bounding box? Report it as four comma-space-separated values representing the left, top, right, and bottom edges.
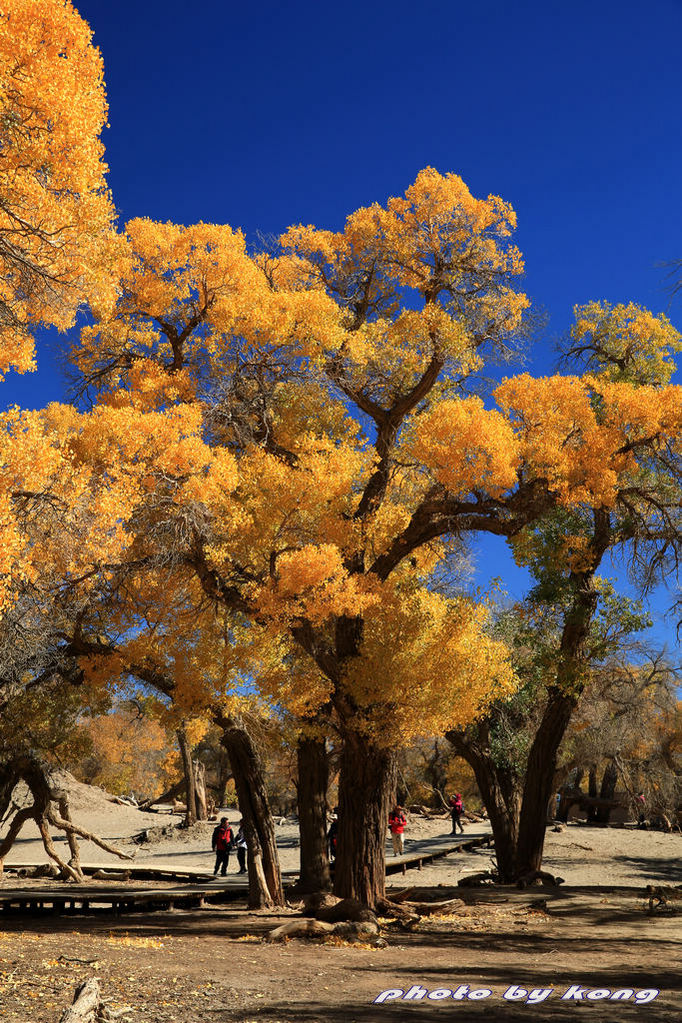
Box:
333, 731, 397, 907
446, 726, 522, 882
513, 538, 606, 878
139, 778, 185, 810
296, 735, 331, 893
217, 714, 284, 909
214, 750, 232, 809
177, 727, 197, 825
514, 687, 578, 877
595, 760, 619, 823
193, 758, 208, 820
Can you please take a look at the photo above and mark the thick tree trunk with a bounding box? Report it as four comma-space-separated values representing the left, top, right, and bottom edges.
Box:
595, 760, 619, 823
446, 727, 522, 883
333, 732, 397, 907
193, 758, 208, 820
177, 727, 197, 825
513, 539, 605, 878
296, 735, 331, 893
218, 715, 284, 909
515, 687, 579, 877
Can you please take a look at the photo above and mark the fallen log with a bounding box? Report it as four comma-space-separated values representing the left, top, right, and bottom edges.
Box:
138, 780, 185, 811
91, 869, 132, 882
267, 917, 379, 942
311, 897, 376, 924
517, 869, 564, 888
376, 897, 421, 923
267, 918, 335, 941
457, 871, 498, 887
30, 863, 60, 879
401, 897, 465, 916
59, 978, 101, 1022
386, 886, 416, 904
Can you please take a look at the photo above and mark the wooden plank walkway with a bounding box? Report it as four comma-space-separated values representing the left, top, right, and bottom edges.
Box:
0, 829, 493, 917
386, 829, 493, 875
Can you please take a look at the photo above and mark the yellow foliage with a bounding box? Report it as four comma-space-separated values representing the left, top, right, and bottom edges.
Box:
408, 397, 518, 497
0, 0, 115, 377
342, 585, 515, 745
571, 301, 681, 385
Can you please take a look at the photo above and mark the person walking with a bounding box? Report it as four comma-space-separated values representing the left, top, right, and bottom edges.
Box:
327, 808, 339, 863
449, 793, 465, 835
235, 824, 248, 873
211, 817, 233, 876
388, 804, 407, 856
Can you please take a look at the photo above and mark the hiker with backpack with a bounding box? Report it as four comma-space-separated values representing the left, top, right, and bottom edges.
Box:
449, 793, 465, 835
211, 817, 234, 876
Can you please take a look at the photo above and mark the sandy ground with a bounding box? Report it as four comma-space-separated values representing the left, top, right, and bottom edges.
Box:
1, 776, 681, 1022
3, 774, 682, 888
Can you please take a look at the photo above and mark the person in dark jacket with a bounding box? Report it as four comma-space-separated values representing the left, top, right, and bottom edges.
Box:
235, 825, 248, 873
449, 793, 465, 835
211, 817, 233, 876
327, 809, 339, 862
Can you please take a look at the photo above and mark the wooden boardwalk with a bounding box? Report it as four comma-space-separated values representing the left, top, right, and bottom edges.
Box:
0, 830, 493, 917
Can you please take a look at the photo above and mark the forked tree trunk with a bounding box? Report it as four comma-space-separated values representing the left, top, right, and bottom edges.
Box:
333, 731, 397, 907
218, 715, 284, 909
296, 735, 331, 893
446, 727, 522, 882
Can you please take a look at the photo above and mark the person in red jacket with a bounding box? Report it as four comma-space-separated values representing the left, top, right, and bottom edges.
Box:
211, 817, 233, 876
388, 805, 407, 856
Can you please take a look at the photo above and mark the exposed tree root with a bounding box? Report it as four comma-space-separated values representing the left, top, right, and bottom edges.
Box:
0, 756, 133, 881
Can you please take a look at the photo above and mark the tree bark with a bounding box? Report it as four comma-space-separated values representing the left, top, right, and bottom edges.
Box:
193, 758, 208, 820
217, 714, 284, 909
296, 735, 331, 893
514, 687, 578, 876
177, 727, 197, 825
595, 760, 619, 823
139, 778, 184, 810
333, 731, 397, 907
59, 978, 101, 1023
446, 726, 522, 883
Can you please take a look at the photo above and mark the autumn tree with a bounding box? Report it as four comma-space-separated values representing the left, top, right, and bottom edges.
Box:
65, 167, 682, 908
0, 0, 115, 378
74, 701, 173, 799
447, 589, 669, 878
557, 650, 679, 824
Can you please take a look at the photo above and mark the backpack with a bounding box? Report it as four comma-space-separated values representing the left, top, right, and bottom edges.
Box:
216, 826, 232, 851
453, 796, 463, 813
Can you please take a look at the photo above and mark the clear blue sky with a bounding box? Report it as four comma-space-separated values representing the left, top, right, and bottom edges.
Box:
7, 0, 682, 650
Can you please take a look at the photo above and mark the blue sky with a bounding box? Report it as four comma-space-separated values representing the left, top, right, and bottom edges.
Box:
7, 0, 682, 651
